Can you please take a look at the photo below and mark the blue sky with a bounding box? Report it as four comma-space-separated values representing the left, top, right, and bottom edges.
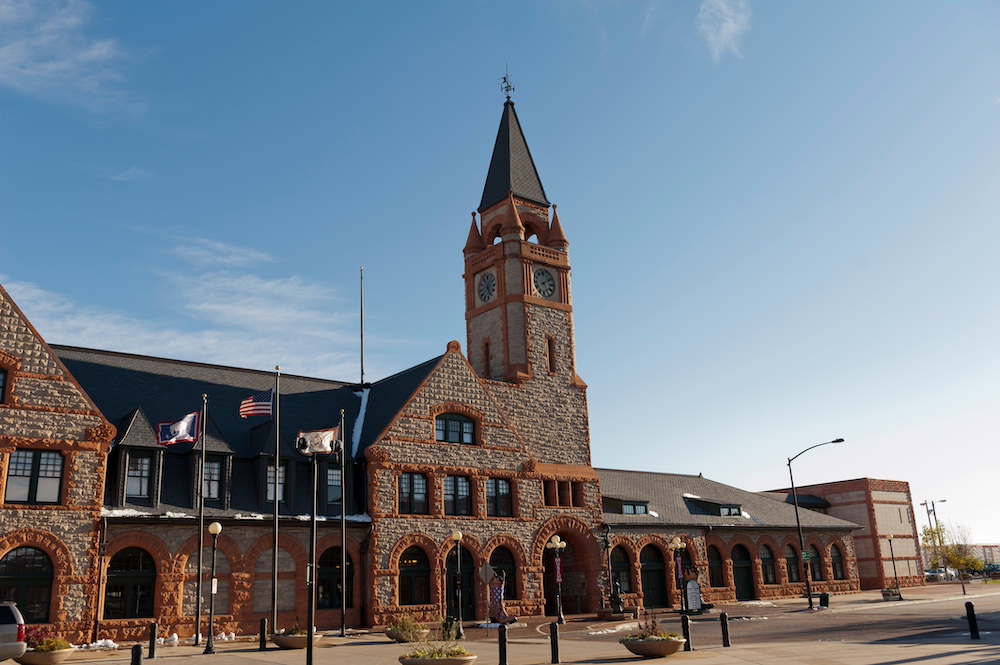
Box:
3, 1, 998, 543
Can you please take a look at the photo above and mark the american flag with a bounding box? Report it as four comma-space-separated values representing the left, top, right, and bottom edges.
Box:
239, 389, 273, 418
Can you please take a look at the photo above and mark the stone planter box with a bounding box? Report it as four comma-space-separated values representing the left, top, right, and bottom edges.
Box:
399, 656, 477, 665
621, 639, 685, 658
15, 648, 77, 665
271, 633, 322, 649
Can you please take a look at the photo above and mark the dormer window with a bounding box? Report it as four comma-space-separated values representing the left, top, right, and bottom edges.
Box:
622, 502, 648, 515
720, 505, 742, 517
435, 414, 475, 444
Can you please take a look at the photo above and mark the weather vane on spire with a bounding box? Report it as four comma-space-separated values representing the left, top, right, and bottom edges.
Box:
500, 64, 515, 101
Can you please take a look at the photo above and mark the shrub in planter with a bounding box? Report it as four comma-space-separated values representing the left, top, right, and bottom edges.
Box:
618, 613, 686, 658
385, 613, 430, 643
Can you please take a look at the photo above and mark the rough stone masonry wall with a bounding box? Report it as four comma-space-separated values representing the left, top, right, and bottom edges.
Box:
365, 348, 603, 626
0, 287, 114, 643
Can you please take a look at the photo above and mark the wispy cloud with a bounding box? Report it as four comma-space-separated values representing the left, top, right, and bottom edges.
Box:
170, 239, 276, 268
697, 0, 751, 63
0, 0, 141, 114
639, 2, 657, 41
109, 166, 153, 182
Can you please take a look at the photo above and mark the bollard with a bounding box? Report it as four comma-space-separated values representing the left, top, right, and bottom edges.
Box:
498, 622, 508, 665
259, 618, 268, 651
966, 602, 980, 640
130, 644, 143, 665
148, 622, 157, 659
681, 614, 692, 652
720, 612, 731, 647
550, 621, 560, 664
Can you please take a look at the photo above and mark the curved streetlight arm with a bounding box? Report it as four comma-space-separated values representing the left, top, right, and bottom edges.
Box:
787, 438, 844, 465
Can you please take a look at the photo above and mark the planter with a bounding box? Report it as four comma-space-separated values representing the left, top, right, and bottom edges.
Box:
386, 628, 431, 643
399, 656, 477, 665
15, 648, 77, 665
621, 639, 685, 658
270, 633, 323, 649
881, 590, 902, 602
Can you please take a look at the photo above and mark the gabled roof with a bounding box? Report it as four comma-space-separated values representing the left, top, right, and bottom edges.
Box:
478, 100, 550, 213
53, 345, 358, 460
358, 354, 443, 451
597, 468, 860, 531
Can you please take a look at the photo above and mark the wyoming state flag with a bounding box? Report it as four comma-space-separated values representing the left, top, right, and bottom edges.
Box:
157, 412, 200, 446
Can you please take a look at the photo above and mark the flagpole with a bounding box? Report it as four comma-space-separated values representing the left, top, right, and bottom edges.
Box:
195, 393, 207, 646
271, 367, 281, 638
339, 408, 347, 637
360, 266, 365, 386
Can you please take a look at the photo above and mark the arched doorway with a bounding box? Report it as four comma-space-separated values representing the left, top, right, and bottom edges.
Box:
0, 547, 53, 623
446, 545, 475, 620
640, 545, 668, 608
105, 547, 156, 619
731, 545, 755, 600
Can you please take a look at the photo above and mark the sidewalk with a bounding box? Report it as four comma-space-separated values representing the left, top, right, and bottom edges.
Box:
69, 584, 1000, 665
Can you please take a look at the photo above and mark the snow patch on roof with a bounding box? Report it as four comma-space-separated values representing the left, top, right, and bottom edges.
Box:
682, 493, 701, 499
102, 508, 153, 517
648, 510, 660, 518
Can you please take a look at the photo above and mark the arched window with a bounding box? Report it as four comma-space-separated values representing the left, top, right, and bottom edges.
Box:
610, 546, 632, 594
489, 547, 518, 599
318, 547, 354, 609
105, 548, 156, 619
831, 545, 845, 580
785, 545, 801, 583
707, 546, 724, 587
809, 545, 824, 581
398, 547, 430, 606
435, 414, 475, 444
760, 545, 777, 584
0, 547, 53, 623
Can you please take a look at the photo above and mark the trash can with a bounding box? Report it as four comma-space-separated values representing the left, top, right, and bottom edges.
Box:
819, 593, 830, 608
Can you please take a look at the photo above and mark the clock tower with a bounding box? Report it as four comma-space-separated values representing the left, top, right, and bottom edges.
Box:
463, 100, 584, 390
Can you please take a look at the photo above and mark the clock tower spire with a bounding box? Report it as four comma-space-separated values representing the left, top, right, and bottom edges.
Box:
464, 100, 583, 389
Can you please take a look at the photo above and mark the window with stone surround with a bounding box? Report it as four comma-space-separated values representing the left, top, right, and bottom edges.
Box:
831, 545, 845, 580
444, 475, 472, 516
399, 472, 429, 514
435, 413, 475, 444
398, 546, 430, 605
0, 546, 52, 623
610, 546, 632, 594
4, 450, 64, 504
808, 545, 824, 581
486, 478, 513, 517
707, 546, 725, 587
761, 545, 777, 584
104, 547, 156, 619
0, 368, 7, 404
785, 544, 801, 583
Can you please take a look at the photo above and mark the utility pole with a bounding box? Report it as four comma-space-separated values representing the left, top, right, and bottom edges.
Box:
920, 500, 946, 571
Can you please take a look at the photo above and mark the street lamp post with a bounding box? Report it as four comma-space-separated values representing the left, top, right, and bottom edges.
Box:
886, 534, 902, 599
603, 524, 622, 614
450, 530, 465, 639
203, 521, 222, 655
788, 438, 844, 610
668, 537, 687, 612
546, 535, 567, 624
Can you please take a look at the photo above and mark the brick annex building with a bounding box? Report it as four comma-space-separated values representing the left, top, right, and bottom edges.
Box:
0, 100, 864, 643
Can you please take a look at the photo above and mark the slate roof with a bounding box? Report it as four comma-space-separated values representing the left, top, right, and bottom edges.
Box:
596, 468, 860, 532
478, 100, 550, 213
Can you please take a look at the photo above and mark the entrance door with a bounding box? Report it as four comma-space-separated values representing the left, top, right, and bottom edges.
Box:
731, 545, 755, 600
446, 547, 475, 620
640, 546, 668, 608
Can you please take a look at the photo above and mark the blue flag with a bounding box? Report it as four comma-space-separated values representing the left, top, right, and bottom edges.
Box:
157, 411, 200, 446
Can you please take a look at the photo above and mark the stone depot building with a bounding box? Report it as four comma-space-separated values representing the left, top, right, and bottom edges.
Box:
0, 100, 867, 643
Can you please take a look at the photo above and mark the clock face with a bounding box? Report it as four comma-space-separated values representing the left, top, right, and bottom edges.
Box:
533, 269, 556, 298
478, 273, 497, 302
